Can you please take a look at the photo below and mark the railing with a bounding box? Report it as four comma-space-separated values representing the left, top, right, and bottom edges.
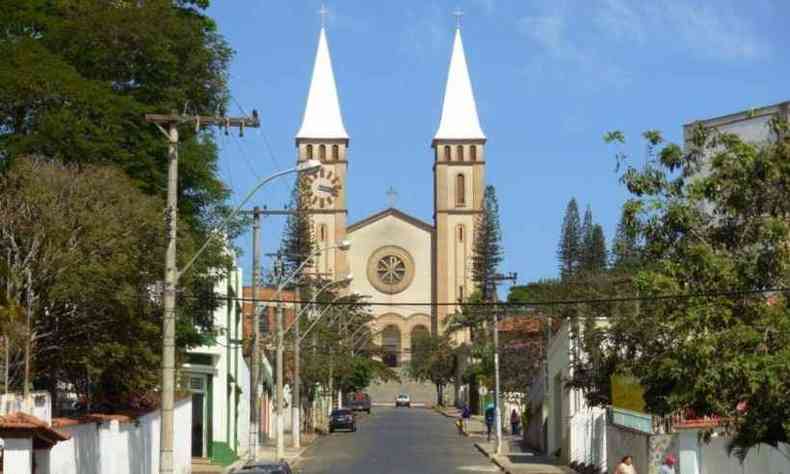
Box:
608, 406, 654, 434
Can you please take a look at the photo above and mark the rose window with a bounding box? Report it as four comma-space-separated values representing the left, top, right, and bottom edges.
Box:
377, 255, 406, 285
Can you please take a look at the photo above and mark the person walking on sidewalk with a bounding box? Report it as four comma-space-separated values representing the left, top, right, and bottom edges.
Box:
484, 404, 495, 442
510, 409, 520, 436
461, 404, 471, 434
615, 455, 636, 474
659, 454, 676, 474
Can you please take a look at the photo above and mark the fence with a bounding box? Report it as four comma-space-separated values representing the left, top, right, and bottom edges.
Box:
49, 397, 192, 474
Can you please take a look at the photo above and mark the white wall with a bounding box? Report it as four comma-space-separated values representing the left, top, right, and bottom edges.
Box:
49, 397, 192, 474
701, 438, 790, 474
3, 437, 33, 474
570, 408, 607, 470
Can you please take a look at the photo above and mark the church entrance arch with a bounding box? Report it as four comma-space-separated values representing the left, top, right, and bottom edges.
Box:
382, 325, 402, 367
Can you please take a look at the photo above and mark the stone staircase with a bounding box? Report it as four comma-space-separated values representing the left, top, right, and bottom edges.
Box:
366, 368, 438, 406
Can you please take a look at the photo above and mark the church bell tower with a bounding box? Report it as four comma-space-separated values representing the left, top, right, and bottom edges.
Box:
432, 27, 486, 337
296, 26, 349, 279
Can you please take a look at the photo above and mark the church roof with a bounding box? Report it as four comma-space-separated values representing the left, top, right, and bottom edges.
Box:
348, 208, 434, 234
434, 28, 486, 142
296, 27, 349, 141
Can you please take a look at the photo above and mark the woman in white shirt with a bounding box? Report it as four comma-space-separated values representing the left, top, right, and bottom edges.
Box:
614, 455, 636, 474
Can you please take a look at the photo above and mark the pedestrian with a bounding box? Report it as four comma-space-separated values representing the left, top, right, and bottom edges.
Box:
461, 404, 471, 434
510, 409, 520, 436
659, 454, 676, 474
615, 455, 636, 474
484, 404, 495, 442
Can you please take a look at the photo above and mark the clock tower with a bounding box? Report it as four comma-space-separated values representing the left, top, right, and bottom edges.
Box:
296, 26, 349, 279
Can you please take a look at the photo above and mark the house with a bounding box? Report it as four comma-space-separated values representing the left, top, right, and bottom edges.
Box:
0, 411, 70, 474
181, 259, 251, 468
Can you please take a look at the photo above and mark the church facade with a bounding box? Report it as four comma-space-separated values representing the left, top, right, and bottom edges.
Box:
294, 26, 487, 367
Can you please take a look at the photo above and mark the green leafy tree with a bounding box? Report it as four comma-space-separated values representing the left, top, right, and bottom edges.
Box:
0, 157, 218, 410
593, 119, 790, 455
471, 185, 504, 302
557, 198, 581, 279
408, 333, 456, 406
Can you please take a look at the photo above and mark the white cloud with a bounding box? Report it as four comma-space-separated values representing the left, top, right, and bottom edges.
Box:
592, 0, 769, 60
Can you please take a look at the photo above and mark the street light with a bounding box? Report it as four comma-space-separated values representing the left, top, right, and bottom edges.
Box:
288, 274, 353, 449
272, 240, 351, 460
158, 159, 321, 473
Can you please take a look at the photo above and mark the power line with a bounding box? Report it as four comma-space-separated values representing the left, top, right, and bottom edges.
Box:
199, 286, 789, 309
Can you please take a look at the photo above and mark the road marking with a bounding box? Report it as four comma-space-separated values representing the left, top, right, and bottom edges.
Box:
457, 465, 500, 472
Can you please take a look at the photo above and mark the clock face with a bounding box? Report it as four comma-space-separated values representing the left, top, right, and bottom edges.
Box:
304, 166, 341, 209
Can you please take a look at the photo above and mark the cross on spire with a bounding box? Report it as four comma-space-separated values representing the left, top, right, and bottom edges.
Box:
318, 3, 329, 28
453, 7, 464, 29
386, 186, 398, 208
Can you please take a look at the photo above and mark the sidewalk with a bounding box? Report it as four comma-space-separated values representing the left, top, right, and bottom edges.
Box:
224, 433, 316, 473
436, 407, 573, 474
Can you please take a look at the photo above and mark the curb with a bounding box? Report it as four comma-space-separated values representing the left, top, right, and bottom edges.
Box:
473, 442, 507, 473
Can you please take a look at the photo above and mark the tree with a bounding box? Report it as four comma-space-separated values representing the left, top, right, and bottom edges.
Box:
579, 205, 594, 271
589, 224, 608, 272
0, 157, 218, 409
471, 185, 504, 302
0, 2, 237, 372
611, 207, 639, 270
557, 198, 581, 279
592, 119, 790, 455
408, 333, 457, 405
278, 180, 315, 283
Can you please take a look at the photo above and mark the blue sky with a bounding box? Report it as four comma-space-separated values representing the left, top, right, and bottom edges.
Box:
207, 0, 789, 288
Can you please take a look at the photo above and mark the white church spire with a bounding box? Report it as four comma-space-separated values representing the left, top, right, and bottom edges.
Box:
296, 27, 349, 140
434, 27, 485, 141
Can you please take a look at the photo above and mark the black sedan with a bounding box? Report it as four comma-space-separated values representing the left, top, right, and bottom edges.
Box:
329, 408, 356, 433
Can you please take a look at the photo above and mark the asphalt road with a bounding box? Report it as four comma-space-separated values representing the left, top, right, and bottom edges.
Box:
299, 407, 499, 474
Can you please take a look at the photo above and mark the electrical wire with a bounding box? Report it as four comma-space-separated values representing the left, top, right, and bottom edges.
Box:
196, 286, 790, 309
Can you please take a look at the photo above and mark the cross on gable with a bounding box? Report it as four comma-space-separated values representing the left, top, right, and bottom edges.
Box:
386, 186, 398, 208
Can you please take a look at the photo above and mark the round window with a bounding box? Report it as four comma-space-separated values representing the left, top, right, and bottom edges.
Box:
367, 246, 415, 294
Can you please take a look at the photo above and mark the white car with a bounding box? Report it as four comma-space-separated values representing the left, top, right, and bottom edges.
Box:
395, 394, 411, 407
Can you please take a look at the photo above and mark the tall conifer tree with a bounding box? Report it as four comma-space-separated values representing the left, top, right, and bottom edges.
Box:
579, 205, 595, 272
590, 224, 608, 272
471, 185, 504, 301
279, 179, 315, 283
557, 198, 581, 279
612, 207, 639, 270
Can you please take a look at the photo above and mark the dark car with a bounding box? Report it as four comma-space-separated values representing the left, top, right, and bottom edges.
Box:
234, 461, 293, 473
347, 392, 371, 413
329, 408, 356, 433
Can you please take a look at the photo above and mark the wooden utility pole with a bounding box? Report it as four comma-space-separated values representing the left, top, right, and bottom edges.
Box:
145, 111, 259, 474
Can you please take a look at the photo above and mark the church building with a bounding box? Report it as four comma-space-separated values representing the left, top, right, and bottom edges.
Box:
295, 24, 487, 367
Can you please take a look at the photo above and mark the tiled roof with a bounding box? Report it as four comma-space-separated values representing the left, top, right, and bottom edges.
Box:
497, 316, 543, 333
0, 412, 71, 446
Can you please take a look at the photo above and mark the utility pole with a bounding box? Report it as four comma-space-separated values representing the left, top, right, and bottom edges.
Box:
145, 111, 259, 474
491, 272, 517, 456
249, 206, 262, 460
274, 253, 286, 461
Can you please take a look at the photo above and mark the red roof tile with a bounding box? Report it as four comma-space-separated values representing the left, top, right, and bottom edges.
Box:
0, 412, 71, 444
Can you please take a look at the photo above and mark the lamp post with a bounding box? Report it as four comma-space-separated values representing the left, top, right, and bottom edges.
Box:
290, 275, 353, 449
272, 240, 351, 460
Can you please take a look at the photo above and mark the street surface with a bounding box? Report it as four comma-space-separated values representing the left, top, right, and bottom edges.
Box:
299, 407, 499, 473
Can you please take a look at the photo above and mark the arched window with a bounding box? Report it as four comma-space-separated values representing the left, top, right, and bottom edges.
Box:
458, 225, 465, 242
457, 145, 464, 161
456, 174, 466, 207
444, 145, 451, 161
470, 145, 477, 161
319, 224, 327, 241
306, 144, 313, 160
319, 144, 326, 161
332, 144, 339, 161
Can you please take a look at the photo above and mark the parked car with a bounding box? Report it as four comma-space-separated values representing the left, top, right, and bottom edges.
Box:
329, 408, 356, 433
348, 392, 371, 413
395, 393, 411, 407
234, 461, 293, 473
